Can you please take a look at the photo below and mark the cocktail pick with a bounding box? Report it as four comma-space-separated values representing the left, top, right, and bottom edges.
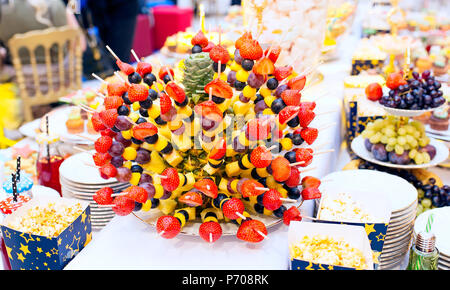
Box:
16, 156, 21, 182
11, 173, 17, 203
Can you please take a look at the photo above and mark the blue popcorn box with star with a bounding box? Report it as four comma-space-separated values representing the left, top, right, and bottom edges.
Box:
315, 190, 392, 267
0, 196, 92, 270
288, 222, 374, 270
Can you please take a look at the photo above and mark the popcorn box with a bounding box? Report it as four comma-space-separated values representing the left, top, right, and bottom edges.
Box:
288, 222, 374, 270
315, 190, 392, 266
0, 196, 91, 270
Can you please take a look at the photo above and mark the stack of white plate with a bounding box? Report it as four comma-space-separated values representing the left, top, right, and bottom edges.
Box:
414, 207, 450, 270
59, 152, 129, 230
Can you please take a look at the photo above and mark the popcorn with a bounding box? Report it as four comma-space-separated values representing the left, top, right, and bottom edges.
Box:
318, 193, 377, 223
289, 234, 368, 269
7, 202, 84, 238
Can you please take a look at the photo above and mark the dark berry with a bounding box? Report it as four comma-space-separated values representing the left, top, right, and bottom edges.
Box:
287, 116, 300, 127
284, 151, 297, 163
267, 78, 279, 90
192, 44, 202, 54
117, 105, 130, 116
292, 134, 304, 146
213, 62, 226, 73
234, 80, 246, 91
128, 72, 142, 84
271, 98, 286, 114
139, 97, 153, 109
163, 74, 171, 84
143, 73, 157, 87
241, 59, 254, 71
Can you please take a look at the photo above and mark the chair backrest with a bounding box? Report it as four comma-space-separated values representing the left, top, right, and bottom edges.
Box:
8, 26, 82, 121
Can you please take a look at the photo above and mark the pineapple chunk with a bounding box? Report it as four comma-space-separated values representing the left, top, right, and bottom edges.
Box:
148, 106, 160, 119
165, 150, 183, 167
172, 134, 192, 152
218, 178, 228, 193
233, 100, 252, 115
158, 199, 177, 215
159, 125, 172, 140
225, 161, 240, 177
182, 172, 195, 191
175, 207, 196, 220
143, 150, 166, 174
203, 163, 218, 175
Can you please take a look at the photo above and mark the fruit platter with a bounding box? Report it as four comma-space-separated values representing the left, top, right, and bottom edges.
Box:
351, 116, 448, 169
71, 29, 331, 243
366, 70, 446, 117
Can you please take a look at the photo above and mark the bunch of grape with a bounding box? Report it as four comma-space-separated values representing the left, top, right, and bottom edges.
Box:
357, 160, 450, 215
360, 116, 436, 165
379, 70, 445, 110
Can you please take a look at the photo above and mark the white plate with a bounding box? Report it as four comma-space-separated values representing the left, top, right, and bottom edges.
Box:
59, 152, 120, 185
31, 185, 61, 198
18, 119, 41, 139
319, 170, 417, 213
351, 135, 449, 169
426, 132, 450, 142
425, 124, 450, 139
378, 102, 446, 117
414, 207, 450, 256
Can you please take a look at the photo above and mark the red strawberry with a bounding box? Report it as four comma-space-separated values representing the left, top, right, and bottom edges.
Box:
158, 66, 174, 80
386, 72, 407, 90
239, 39, 263, 60
132, 122, 158, 140
237, 219, 267, 243
209, 138, 226, 160
365, 82, 383, 101
99, 109, 118, 128
283, 206, 302, 225
125, 186, 148, 203
194, 101, 223, 123
265, 45, 281, 63
93, 187, 113, 205
91, 112, 107, 132
116, 60, 135, 75
250, 146, 272, 168
222, 198, 245, 220
274, 66, 293, 81
191, 30, 209, 48
285, 166, 301, 187
209, 45, 230, 64
159, 93, 172, 114
156, 216, 181, 239
299, 101, 316, 111
199, 221, 222, 243
93, 152, 112, 166
246, 118, 271, 141
107, 83, 128, 96
161, 168, 180, 192
179, 191, 203, 207
298, 108, 315, 128
262, 189, 282, 211
101, 128, 117, 138
278, 106, 300, 124
100, 163, 117, 178
112, 195, 135, 216
300, 127, 318, 145
288, 75, 306, 90
295, 148, 313, 167
301, 187, 321, 200
271, 157, 291, 182
194, 178, 218, 198
301, 176, 321, 188
165, 82, 186, 104
281, 90, 302, 106
128, 84, 149, 102
252, 58, 275, 75
204, 79, 233, 99
104, 96, 123, 110
95, 136, 113, 153
136, 62, 153, 76
202, 41, 215, 52
240, 180, 265, 197
235, 31, 253, 49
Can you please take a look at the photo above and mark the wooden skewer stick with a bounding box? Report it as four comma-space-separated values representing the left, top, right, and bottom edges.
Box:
124, 116, 137, 126
313, 149, 335, 156
105, 45, 120, 61
255, 187, 270, 192
96, 92, 106, 99
317, 122, 336, 131
111, 193, 128, 197
209, 233, 213, 243
300, 166, 317, 174
254, 229, 268, 240
154, 174, 168, 180
73, 146, 93, 155
96, 204, 115, 208
217, 60, 222, 78
236, 212, 247, 220
114, 71, 128, 84
316, 110, 338, 116
76, 134, 97, 142
91, 73, 107, 84
290, 161, 305, 166
267, 145, 278, 151
131, 49, 141, 63
77, 104, 96, 114
209, 87, 212, 102
280, 198, 297, 203
158, 230, 165, 237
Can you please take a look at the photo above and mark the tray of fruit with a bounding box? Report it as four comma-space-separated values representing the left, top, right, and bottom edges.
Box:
79, 29, 330, 243
351, 117, 449, 169
365, 70, 446, 117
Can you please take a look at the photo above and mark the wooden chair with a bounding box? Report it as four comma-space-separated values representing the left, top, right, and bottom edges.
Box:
8, 26, 82, 122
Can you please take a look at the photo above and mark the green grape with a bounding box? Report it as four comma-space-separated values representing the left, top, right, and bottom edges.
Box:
385, 144, 394, 152
386, 115, 397, 123
369, 133, 382, 144
387, 137, 397, 146
405, 135, 415, 144
362, 129, 375, 138
404, 143, 411, 150
409, 149, 418, 159
398, 127, 407, 136
416, 204, 424, 216
417, 189, 425, 199
415, 153, 424, 164
405, 125, 415, 135
385, 128, 396, 138
397, 136, 407, 146
365, 123, 375, 131
423, 152, 431, 163
410, 139, 418, 148
395, 144, 404, 155
380, 135, 389, 144
421, 198, 432, 208
418, 138, 429, 147
413, 131, 421, 139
